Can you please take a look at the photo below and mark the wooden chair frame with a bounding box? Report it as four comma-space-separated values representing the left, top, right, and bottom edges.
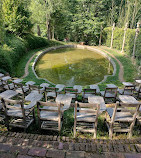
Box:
121, 85, 135, 95
64, 88, 78, 101
103, 87, 117, 103
1, 98, 35, 131
0, 98, 5, 123
82, 88, 96, 102
106, 101, 140, 139
13, 82, 28, 99
37, 101, 62, 133
136, 85, 141, 99
44, 87, 59, 101
29, 85, 41, 93
3, 80, 14, 90
74, 101, 100, 138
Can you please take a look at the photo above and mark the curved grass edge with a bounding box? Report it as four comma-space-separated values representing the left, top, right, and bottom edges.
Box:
101, 46, 137, 82
32, 45, 117, 87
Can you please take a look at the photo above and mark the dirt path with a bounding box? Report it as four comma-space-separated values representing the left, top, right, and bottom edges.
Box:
21, 53, 37, 79
21, 46, 125, 83
97, 46, 125, 82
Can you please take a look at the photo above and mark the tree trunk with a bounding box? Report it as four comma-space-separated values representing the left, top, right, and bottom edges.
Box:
99, 25, 103, 46
121, 23, 128, 53
130, 0, 136, 29
46, 13, 51, 40
37, 25, 41, 36
48, 22, 51, 40
52, 26, 54, 40
110, 23, 115, 49
132, 21, 140, 58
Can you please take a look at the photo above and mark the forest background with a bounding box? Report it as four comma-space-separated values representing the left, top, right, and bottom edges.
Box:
0, 0, 140, 74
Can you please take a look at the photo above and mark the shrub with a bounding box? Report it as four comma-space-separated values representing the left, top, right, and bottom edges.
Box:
0, 34, 62, 74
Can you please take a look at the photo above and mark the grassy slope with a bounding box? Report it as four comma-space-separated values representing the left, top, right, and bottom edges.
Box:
14, 47, 45, 77
102, 47, 137, 82
14, 40, 65, 85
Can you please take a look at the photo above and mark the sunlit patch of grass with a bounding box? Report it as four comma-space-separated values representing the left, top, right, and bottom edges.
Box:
0, 125, 8, 133
97, 114, 109, 139
61, 107, 74, 137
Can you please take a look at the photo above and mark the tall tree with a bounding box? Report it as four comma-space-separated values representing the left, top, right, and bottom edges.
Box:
29, 0, 63, 39
117, 0, 141, 28
68, 0, 111, 44
0, 0, 4, 44
2, 0, 33, 35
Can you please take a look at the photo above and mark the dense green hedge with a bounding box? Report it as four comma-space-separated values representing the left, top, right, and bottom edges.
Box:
0, 34, 62, 75
103, 27, 141, 64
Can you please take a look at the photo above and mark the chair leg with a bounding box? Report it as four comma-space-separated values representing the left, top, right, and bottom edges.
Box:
73, 128, 76, 138
38, 119, 41, 132
105, 112, 107, 120
128, 130, 133, 138
45, 95, 47, 102
74, 122, 76, 138
93, 128, 97, 139
82, 97, 85, 103
5, 116, 9, 130
109, 126, 113, 139
58, 120, 62, 136
58, 121, 61, 132
33, 109, 36, 123
24, 128, 27, 133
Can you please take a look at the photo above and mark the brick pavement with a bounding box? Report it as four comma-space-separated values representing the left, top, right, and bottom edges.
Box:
0, 132, 141, 158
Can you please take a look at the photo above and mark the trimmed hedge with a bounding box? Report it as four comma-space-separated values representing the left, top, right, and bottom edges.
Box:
103, 27, 141, 64
0, 34, 62, 75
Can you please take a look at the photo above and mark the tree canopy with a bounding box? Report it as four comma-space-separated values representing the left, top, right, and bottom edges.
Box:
2, 0, 33, 35
0, 0, 140, 43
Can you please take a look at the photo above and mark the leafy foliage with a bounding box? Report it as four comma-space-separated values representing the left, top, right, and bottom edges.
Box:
103, 26, 141, 62
2, 0, 33, 35
0, 34, 62, 74
0, 1, 5, 44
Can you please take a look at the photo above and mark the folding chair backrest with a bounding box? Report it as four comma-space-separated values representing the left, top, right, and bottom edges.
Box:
1, 98, 25, 118
74, 102, 100, 123
138, 85, 141, 92
123, 85, 135, 95
111, 102, 140, 125
13, 82, 23, 89
45, 87, 58, 92
13, 82, 24, 91
3, 80, 11, 90
37, 101, 62, 120
137, 85, 141, 98
83, 88, 96, 95
29, 85, 40, 93
105, 87, 117, 96
0, 78, 5, 87
65, 88, 78, 94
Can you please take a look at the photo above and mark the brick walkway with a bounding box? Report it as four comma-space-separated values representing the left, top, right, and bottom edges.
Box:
0, 132, 141, 158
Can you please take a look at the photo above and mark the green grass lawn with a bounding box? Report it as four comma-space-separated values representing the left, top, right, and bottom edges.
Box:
101, 47, 137, 82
